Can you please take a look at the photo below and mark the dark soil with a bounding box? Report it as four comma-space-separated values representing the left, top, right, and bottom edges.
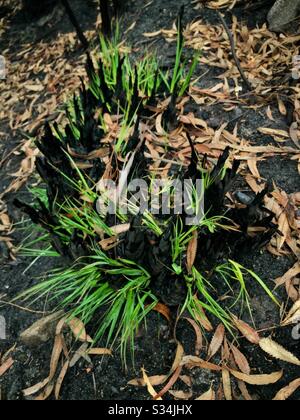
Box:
0, 0, 299, 401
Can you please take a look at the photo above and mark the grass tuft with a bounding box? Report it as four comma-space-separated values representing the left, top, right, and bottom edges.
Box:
14, 10, 279, 365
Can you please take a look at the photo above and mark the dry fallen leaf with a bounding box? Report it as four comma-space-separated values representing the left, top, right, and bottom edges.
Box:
142, 368, 163, 400
222, 369, 232, 400
152, 302, 172, 323
237, 380, 252, 400
277, 212, 290, 250
281, 299, 300, 326
278, 99, 287, 116
230, 344, 251, 375
128, 341, 184, 389
143, 30, 162, 38
232, 316, 260, 344
247, 159, 260, 179
156, 366, 182, 399
23, 332, 63, 401
48, 334, 64, 382
275, 263, 300, 289
0, 357, 14, 377
55, 361, 69, 400
179, 375, 192, 387
258, 127, 289, 138
88, 348, 112, 356
229, 369, 283, 385
207, 324, 225, 360
289, 122, 300, 149
193, 301, 214, 332
195, 385, 216, 400
35, 383, 55, 401
25, 83, 44, 92
171, 342, 185, 373
181, 355, 222, 371
186, 230, 198, 274
259, 337, 300, 366
23, 377, 51, 397
273, 378, 300, 400
68, 318, 93, 343
183, 317, 203, 356
128, 375, 168, 387
69, 343, 90, 368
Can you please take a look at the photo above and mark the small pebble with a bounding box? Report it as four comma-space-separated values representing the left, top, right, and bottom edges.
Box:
235, 191, 253, 205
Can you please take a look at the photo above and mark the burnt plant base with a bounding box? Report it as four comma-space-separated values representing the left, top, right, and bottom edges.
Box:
15, 14, 280, 363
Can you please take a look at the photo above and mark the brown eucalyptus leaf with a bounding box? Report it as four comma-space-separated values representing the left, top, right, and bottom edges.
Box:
229, 369, 283, 385
273, 378, 300, 400
222, 369, 232, 400
142, 368, 162, 400
232, 316, 260, 344
230, 344, 251, 375
186, 231, 198, 274
207, 324, 225, 360
281, 299, 300, 326
195, 386, 216, 400
259, 337, 300, 366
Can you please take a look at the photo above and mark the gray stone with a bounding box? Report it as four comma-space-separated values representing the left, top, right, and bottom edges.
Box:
20, 310, 64, 347
268, 0, 300, 32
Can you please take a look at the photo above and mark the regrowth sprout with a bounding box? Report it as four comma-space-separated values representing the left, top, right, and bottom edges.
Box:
15, 8, 279, 365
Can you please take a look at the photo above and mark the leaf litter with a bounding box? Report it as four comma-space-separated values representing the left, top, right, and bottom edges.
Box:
22, 317, 111, 400
1, 0, 300, 401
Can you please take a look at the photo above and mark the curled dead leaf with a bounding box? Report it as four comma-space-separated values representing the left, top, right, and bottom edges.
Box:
23, 377, 51, 397
142, 368, 162, 400
281, 300, 300, 326
68, 318, 93, 343
170, 341, 185, 375
152, 303, 172, 323
35, 383, 55, 401
183, 317, 203, 356
273, 378, 300, 400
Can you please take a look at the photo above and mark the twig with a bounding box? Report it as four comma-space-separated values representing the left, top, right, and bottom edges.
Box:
256, 325, 280, 334
217, 12, 252, 92
0, 144, 22, 167
60, 0, 89, 49
0, 299, 51, 315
